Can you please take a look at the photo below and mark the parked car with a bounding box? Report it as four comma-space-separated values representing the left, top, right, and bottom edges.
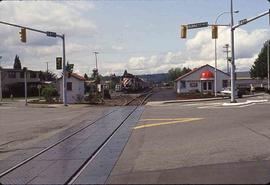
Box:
220, 87, 243, 98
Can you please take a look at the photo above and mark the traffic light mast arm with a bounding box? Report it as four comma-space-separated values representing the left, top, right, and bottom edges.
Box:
233, 9, 269, 30
0, 20, 62, 38
0, 20, 67, 106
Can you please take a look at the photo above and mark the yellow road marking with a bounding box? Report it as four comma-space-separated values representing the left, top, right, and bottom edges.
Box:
134, 118, 203, 129
140, 118, 199, 121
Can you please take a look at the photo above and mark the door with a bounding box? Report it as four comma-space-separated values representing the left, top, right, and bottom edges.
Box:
202, 81, 213, 93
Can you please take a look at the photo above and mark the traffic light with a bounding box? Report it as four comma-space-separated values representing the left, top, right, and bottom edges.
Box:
19, 28, 26, 43
181, 25, 187, 39
56, 57, 62, 70
212, 25, 218, 39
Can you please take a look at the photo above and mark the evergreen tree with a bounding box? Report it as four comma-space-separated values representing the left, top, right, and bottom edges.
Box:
168, 67, 192, 81
84, 73, 89, 80
13, 55, 22, 69
250, 40, 269, 79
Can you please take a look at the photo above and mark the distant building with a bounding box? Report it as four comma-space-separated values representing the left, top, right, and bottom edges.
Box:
175, 64, 230, 94
236, 71, 267, 89
57, 73, 85, 103
0, 68, 40, 97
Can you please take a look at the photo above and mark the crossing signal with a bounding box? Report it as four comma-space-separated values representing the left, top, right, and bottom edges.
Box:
212, 25, 218, 39
56, 57, 62, 70
181, 25, 187, 39
19, 28, 26, 43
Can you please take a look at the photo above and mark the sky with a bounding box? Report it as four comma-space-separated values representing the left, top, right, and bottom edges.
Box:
0, 0, 270, 76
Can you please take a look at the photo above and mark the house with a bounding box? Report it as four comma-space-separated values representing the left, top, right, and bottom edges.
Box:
175, 64, 230, 94
1, 68, 40, 97
58, 73, 85, 103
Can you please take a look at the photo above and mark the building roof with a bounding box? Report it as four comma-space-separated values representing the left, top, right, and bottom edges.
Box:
236, 71, 251, 80
58, 73, 85, 81
2, 68, 39, 72
70, 73, 85, 81
175, 64, 229, 82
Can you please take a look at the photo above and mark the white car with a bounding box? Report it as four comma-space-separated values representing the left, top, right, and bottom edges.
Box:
220, 88, 241, 98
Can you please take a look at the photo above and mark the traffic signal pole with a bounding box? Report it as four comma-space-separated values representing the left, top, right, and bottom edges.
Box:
0, 20, 68, 106
230, 0, 237, 103
229, 6, 270, 102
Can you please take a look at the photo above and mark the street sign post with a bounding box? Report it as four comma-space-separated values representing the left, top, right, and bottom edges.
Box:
187, 22, 208, 29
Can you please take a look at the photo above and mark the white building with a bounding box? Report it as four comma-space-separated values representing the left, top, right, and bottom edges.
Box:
175, 64, 230, 94
58, 73, 85, 103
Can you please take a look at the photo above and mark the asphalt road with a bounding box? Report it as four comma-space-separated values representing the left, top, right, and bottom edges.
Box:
0, 102, 110, 160
107, 95, 270, 184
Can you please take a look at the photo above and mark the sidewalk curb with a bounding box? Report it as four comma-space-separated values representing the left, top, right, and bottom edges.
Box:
147, 93, 268, 106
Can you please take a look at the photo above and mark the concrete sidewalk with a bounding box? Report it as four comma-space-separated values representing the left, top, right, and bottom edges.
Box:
147, 93, 267, 106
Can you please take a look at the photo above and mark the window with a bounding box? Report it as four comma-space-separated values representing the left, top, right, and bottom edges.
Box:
203, 82, 207, 91
30, 72, 37, 78
20, 72, 25, 78
190, 82, 198, 87
223, 80, 228, 88
67, 82, 72, 91
208, 82, 212, 90
180, 81, 186, 88
8, 72, 16, 78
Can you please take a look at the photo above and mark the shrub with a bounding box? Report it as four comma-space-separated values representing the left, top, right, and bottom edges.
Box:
41, 85, 58, 103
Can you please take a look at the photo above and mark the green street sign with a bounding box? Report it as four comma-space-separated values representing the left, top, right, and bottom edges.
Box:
187, 22, 208, 29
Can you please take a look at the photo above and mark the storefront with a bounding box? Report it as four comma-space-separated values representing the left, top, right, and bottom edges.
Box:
175, 64, 230, 94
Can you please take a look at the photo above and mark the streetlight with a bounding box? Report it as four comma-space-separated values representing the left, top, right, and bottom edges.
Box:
214, 10, 239, 97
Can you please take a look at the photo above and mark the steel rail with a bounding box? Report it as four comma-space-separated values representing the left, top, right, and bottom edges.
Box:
0, 92, 152, 181
65, 92, 152, 184
0, 109, 117, 179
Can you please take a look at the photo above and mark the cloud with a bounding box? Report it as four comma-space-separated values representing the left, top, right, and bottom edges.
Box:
0, 1, 269, 76
0, 1, 97, 75
121, 28, 270, 75
112, 45, 124, 51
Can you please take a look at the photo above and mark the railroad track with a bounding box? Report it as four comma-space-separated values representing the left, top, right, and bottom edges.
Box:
124, 91, 153, 106
0, 92, 152, 184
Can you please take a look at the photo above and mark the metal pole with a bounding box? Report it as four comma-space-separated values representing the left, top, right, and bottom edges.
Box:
214, 38, 217, 96
46, 62, 48, 81
0, 56, 2, 102
94, 51, 98, 71
62, 34, 67, 106
224, 44, 230, 74
230, 0, 237, 103
24, 68, 28, 106
267, 40, 270, 90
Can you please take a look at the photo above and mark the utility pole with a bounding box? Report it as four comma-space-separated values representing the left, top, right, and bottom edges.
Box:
223, 44, 231, 74
46, 62, 49, 73
93, 51, 99, 71
46, 62, 49, 81
267, 40, 270, 90
23, 67, 28, 106
0, 56, 2, 102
